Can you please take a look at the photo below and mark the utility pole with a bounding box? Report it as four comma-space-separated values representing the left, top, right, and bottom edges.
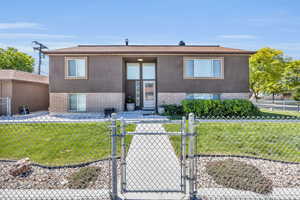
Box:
32, 41, 48, 75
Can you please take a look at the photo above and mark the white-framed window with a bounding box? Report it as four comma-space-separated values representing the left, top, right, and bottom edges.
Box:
127, 63, 140, 80
184, 58, 223, 79
65, 57, 87, 79
69, 94, 86, 112
142, 63, 156, 79
186, 93, 221, 100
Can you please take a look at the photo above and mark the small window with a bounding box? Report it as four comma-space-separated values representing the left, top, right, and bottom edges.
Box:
65, 57, 87, 79
184, 58, 223, 79
142, 63, 156, 79
127, 63, 140, 80
186, 93, 220, 100
69, 94, 86, 112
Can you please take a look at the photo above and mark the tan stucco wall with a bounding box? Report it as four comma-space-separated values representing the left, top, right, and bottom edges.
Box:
11, 80, 49, 114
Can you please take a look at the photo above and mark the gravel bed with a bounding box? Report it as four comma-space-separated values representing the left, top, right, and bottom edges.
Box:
196, 156, 300, 188
0, 160, 119, 189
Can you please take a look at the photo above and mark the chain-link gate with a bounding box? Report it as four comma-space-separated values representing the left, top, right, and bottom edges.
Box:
110, 113, 198, 200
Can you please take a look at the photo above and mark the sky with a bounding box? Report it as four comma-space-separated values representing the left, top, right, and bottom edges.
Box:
1, 0, 300, 74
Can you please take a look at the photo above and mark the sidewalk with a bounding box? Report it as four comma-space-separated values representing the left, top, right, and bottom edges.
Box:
124, 123, 182, 192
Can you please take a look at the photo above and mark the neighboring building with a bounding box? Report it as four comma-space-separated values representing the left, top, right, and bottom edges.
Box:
44, 45, 255, 113
0, 70, 49, 115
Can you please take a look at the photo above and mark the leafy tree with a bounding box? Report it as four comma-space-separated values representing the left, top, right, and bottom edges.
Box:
0, 47, 34, 72
292, 87, 300, 112
250, 47, 286, 102
283, 60, 300, 90
292, 87, 300, 101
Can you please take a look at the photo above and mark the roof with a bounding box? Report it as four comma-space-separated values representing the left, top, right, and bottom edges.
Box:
43, 45, 256, 55
0, 70, 49, 84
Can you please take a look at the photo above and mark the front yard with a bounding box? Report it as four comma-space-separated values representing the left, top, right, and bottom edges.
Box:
0, 122, 135, 166
260, 108, 300, 118
165, 122, 300, 163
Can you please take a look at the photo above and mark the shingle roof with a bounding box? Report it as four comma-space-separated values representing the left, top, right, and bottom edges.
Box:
43, 45, 256, 55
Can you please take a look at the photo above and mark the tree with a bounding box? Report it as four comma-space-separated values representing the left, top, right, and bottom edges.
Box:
282, 60, 300, 90
292, 87, 300, 112
249, 47, 286, 102
0, 47, 34, 73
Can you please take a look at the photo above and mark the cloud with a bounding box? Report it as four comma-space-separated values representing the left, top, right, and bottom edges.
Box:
0, 33, 76, 39
0, 22, 43, 29
217, 35, 257, 39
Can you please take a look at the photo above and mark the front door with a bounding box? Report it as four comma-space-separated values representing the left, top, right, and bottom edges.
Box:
126, 62, 156, 110
143, 81, 156, 109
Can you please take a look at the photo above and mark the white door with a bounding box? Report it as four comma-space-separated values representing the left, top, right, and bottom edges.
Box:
143, 81, 156, 109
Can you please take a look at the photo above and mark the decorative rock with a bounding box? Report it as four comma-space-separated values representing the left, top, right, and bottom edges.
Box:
9, 158, 31, 177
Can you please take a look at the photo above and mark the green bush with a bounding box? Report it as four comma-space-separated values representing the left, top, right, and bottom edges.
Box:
181, 99, 260, 117
161, 104, 184, 116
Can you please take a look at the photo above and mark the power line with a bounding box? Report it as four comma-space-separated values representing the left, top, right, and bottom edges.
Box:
32, 41, 48, 75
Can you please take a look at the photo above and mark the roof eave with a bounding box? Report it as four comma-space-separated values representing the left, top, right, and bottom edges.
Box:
43, 51, 257, 55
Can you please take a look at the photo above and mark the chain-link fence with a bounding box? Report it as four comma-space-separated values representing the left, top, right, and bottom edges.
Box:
0, 115, 113, 200
0, 113, 299, 200
191, 117, 299, 200
253, 99, 300, 112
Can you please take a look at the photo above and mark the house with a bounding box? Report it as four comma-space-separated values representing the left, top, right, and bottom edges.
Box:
44, 44, 255, 113
0, 70, 49, 115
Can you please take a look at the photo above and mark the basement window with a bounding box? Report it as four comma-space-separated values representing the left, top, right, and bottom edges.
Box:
69, 94, 86, 112
186, 93, 221, 100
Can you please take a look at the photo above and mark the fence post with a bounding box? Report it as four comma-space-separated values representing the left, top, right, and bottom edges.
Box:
181, 116, 187, 193
120, 117, 126, 193
111, 113, 118, 200
188, 113, 197, 200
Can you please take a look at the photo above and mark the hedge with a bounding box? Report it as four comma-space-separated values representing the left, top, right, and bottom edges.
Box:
163, 99, 261, 117
161, 104, 184, 116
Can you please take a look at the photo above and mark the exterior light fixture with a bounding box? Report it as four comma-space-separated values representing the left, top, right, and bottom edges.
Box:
137, 58, 143, 62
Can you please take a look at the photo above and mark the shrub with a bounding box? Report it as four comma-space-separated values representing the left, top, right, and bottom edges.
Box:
292, 87, 300, 102
68, 167, 101, 189
181, 99, 260, 117
206, 159, 273, 194
161, 104, 184, 116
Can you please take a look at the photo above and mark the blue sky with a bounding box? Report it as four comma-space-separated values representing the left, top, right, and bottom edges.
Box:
1, 0, 300, 74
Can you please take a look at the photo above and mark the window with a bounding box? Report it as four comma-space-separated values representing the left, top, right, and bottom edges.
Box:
65, 57, 87, 79
127, 63, 140, 80
142, 63, 156, 79
186, 93, 220, 100
184, 58, 223, 78
69, 94, 86, 112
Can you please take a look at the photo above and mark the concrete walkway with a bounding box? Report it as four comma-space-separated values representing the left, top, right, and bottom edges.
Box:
124, 123, 182, 192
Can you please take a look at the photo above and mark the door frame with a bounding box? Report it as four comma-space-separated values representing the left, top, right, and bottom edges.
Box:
124, 60, 157, 111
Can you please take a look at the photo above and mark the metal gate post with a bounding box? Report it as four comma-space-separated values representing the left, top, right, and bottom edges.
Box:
181, 116, 187, 193
120, 117, 126, 193
188, 113, 197, 200
111, 113, 118, 200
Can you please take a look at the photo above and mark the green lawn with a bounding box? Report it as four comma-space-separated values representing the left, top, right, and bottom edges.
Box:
0, 122, 135, 166
164, 122, 300, 162
260, 108, 300, 118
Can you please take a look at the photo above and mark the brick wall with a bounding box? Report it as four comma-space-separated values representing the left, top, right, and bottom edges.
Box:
49, 92, 124, 113
220, 93, 250, 100
157, 93, 186, 106
157, 92, 250, 106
